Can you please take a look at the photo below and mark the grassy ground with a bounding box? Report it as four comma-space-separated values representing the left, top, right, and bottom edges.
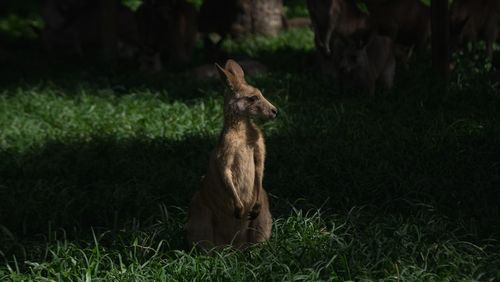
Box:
1, 17, 500, 281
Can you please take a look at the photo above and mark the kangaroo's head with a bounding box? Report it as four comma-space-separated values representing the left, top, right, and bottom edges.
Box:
337, 31, 374, 74
337, 45, 368, 77
336, 33, 376, 92
216, 59, 278, 120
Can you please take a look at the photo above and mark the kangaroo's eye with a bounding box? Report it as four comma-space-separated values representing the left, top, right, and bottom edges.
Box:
246, 96, 259, 102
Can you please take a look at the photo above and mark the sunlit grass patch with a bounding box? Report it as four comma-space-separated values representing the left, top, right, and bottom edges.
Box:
222, 28, 314, 58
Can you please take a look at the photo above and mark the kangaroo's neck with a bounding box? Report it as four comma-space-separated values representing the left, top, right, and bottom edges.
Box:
221, 111, 260, 143
223, 112, 252, 132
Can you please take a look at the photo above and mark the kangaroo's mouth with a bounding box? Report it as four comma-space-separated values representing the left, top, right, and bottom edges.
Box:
265, 107, 278, 120
251, 109, 278, 121
270, 108, 278, 119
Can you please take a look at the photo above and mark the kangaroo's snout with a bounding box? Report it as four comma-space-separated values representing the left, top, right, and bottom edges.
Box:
260, 99, 278, 120
270, 107, 278, 119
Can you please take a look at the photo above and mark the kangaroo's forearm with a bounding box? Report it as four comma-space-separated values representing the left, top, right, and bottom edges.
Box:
253, 145, 265, 203
254, 162, 263, 190
222, 168, 243, 207
216, 149, 243, 208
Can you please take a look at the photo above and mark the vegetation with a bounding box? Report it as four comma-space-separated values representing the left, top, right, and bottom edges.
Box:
1, 3, 500, 281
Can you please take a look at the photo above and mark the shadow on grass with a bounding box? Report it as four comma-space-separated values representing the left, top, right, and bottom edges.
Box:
1, 124, 499, 245
0, 136, 213, 237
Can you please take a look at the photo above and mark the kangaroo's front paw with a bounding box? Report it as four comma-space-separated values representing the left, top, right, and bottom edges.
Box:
248, 203, 261, 220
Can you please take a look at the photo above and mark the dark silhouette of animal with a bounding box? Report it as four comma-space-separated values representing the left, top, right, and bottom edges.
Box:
336, 32, 396, 96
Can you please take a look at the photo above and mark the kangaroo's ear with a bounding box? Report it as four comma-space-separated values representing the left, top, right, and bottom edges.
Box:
225, 59, 245, 80
215, 62, 227, 79
215, 60, 245, 90
215, 63, 241, 90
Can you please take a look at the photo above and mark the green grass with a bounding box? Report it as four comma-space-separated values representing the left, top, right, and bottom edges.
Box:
1, 18, 500, 282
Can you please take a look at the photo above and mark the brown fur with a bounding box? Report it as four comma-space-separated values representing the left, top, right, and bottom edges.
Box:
450, 0, 500, 57
185, 60, 276, 250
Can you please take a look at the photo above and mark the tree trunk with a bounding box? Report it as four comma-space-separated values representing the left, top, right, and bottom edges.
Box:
231, 0, 284, 36
252, 0, 283, 36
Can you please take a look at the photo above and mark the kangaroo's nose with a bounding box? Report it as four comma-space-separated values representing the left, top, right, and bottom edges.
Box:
271, 108, 278, 118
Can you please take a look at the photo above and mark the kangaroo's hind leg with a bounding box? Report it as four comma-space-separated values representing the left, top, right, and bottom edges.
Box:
185, 191, 215, 250
247, 189, 272, 243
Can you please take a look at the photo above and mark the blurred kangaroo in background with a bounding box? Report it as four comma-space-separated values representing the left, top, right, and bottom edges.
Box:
450, 0, 500, 58
136, 0, 197, 72
307, 0, 369, 57
336, 32, 396, 96
307, 0, 395, 94
185, 60, 276, 250
307, 0, 429, 61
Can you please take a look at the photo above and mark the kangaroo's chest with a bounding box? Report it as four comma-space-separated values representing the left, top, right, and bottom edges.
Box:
231, 146, 255, 192
225, 145, 255, 207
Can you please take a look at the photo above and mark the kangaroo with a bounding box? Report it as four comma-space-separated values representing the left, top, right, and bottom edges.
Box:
337, 32, 396, 96
308, 0, 428, 60
307, 0, 369, 56
185, 59, 276, 250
